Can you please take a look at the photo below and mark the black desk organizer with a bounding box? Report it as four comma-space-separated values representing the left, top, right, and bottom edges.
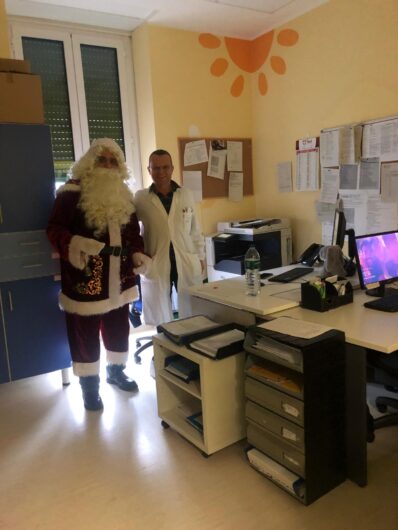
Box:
301, 280, 353, 312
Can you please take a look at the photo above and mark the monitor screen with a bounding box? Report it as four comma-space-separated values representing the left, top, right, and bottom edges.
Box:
355, 230, 398, 289
332, 210, 346, 248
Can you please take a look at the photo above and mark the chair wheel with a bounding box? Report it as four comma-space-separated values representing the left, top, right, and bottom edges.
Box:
136, 340, 142, 347
376, 403, 387, 413
161, 420, 169, 429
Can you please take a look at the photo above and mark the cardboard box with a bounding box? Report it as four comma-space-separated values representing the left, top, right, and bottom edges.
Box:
0, 58, 31, 74
0, 72, 44, 124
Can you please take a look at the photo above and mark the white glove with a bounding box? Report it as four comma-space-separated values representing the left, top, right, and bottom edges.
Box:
132, 252, 152, 275
69, 235, 105, 270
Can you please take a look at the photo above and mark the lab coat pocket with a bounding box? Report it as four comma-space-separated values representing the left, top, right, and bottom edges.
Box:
182, 207, 193, 233
142, 255, 159, 281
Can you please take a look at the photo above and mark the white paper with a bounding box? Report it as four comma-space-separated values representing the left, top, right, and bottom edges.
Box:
339, 125, 362, 165
362, 118, 398, 162
322, 221, 334, 245
277, 161, 293, 192
339, 164, 359, 190
296, 148, 319, 191
207, 144, 227, 179
228, 172, 243, 202
299, 137, 317, 150
381, 162, 398, 202
320, 167, 339, 203
227, 141, 243, 171
315, 200, 336, 224
183, 170, 203, 203
366, 195, 398, 233
183, 139, 208, 166
259, 316, 332, 339
320, 129, 340, 167
359, 157, 380, 191
339, 191, 369, 235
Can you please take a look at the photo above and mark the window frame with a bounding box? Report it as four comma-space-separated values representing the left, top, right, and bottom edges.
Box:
8, 18, 142, 189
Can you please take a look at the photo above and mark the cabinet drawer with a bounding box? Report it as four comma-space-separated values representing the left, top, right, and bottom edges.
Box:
247, 420, 306, 477
245, 376, 304, 426
246, 400, 305, 451
0, 253, 60, 282
0, 231, 53, 258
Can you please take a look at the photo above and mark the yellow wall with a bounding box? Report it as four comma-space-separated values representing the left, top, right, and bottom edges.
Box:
253, 0, 398, 258
0, 0, 10, 57
133, 24, 256, 234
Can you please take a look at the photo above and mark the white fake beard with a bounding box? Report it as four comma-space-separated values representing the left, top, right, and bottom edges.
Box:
79, 167, 135, 236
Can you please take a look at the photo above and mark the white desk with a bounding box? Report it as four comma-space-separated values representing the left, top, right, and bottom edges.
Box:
185, 267, 397, 488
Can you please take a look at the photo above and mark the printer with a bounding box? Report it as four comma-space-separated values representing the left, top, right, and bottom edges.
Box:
205, 218, 292, 282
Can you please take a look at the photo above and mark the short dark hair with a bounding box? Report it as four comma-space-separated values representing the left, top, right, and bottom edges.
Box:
148, 149, 173, 165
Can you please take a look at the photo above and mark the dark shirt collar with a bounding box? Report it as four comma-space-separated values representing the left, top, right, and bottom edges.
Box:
149, 180, 179, 196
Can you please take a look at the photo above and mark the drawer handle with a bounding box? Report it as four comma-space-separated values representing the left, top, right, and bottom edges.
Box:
20, 241, 40, 246
8, 291, 13, 311
22, 263, 42, 269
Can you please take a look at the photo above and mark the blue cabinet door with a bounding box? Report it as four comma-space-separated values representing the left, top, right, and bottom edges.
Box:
0, 293, 11, 383
0, 124, 56, 233
1, 277, 71, 381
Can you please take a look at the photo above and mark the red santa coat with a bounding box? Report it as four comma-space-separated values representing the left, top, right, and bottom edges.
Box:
47, 180, 144, 316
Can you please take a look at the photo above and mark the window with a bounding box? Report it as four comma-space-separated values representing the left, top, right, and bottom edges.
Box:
9, 20, 141, 189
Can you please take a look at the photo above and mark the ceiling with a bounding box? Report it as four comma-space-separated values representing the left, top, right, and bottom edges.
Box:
6, 0, 328, 39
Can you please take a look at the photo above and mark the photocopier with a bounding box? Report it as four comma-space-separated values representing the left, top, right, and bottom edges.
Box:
205, 218, 292, 282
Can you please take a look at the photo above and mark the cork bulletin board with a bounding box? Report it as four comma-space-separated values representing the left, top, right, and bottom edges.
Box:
178, 137, 253, 199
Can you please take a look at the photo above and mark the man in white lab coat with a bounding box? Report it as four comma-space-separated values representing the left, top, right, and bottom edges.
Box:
134, 149, 205, 326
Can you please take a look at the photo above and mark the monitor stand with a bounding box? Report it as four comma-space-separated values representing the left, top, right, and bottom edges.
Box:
365, 284, 397, 297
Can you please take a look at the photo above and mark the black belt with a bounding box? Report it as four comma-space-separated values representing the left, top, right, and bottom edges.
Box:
100, 245, 131, 257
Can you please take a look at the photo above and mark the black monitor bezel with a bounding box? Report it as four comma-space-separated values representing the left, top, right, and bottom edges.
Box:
354, 229, 398, 291
332, 210, 347, 249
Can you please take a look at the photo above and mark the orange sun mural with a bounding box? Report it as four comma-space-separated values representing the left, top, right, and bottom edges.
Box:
199, 29, 299, 97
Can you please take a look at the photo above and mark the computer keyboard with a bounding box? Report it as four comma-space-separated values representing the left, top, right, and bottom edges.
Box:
363, 293, 398, 312
268, 266, 314, 283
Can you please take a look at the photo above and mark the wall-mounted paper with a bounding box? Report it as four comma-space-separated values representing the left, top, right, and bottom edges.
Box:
381, 162, 398, 202
183, 170, 203, 203
362, 118, 398, 162
320, 129, 339, 168
229, 172, 243, 202
184, 139, 208, 166
277, 161, 292, 192
207, 142, 227, 179
227, 141, 243, 171
320, 167, 339, 203
359, 157, 380, 191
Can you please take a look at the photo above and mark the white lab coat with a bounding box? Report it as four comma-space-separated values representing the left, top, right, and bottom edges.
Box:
134, 186, 205, 326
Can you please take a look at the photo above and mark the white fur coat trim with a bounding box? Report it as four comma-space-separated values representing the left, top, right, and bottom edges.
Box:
73, 360, 100, 377
106, 350, 129, 365
59, 285, 139, 316
57, 182, 80, 195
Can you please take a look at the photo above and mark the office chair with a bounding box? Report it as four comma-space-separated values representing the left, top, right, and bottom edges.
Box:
366, 349, 398, 442
129, 276, 154, 364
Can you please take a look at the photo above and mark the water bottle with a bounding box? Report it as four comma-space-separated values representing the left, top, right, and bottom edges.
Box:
245, 246, 261, 296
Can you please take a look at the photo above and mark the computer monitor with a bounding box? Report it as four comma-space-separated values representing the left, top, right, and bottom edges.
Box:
354, 230, 398, 296
332, 210, 346, 248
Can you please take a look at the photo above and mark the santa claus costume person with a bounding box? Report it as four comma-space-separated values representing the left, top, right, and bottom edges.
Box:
47, 138, 151, 411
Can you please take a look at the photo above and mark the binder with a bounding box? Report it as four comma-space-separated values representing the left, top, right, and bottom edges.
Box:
164, 354, 199, 382
157, 315, 242, 347
187, 326, 245, 359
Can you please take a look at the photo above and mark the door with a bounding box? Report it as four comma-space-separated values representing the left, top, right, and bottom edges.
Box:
0, 124, 55, 232
1, 277, 71, 381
